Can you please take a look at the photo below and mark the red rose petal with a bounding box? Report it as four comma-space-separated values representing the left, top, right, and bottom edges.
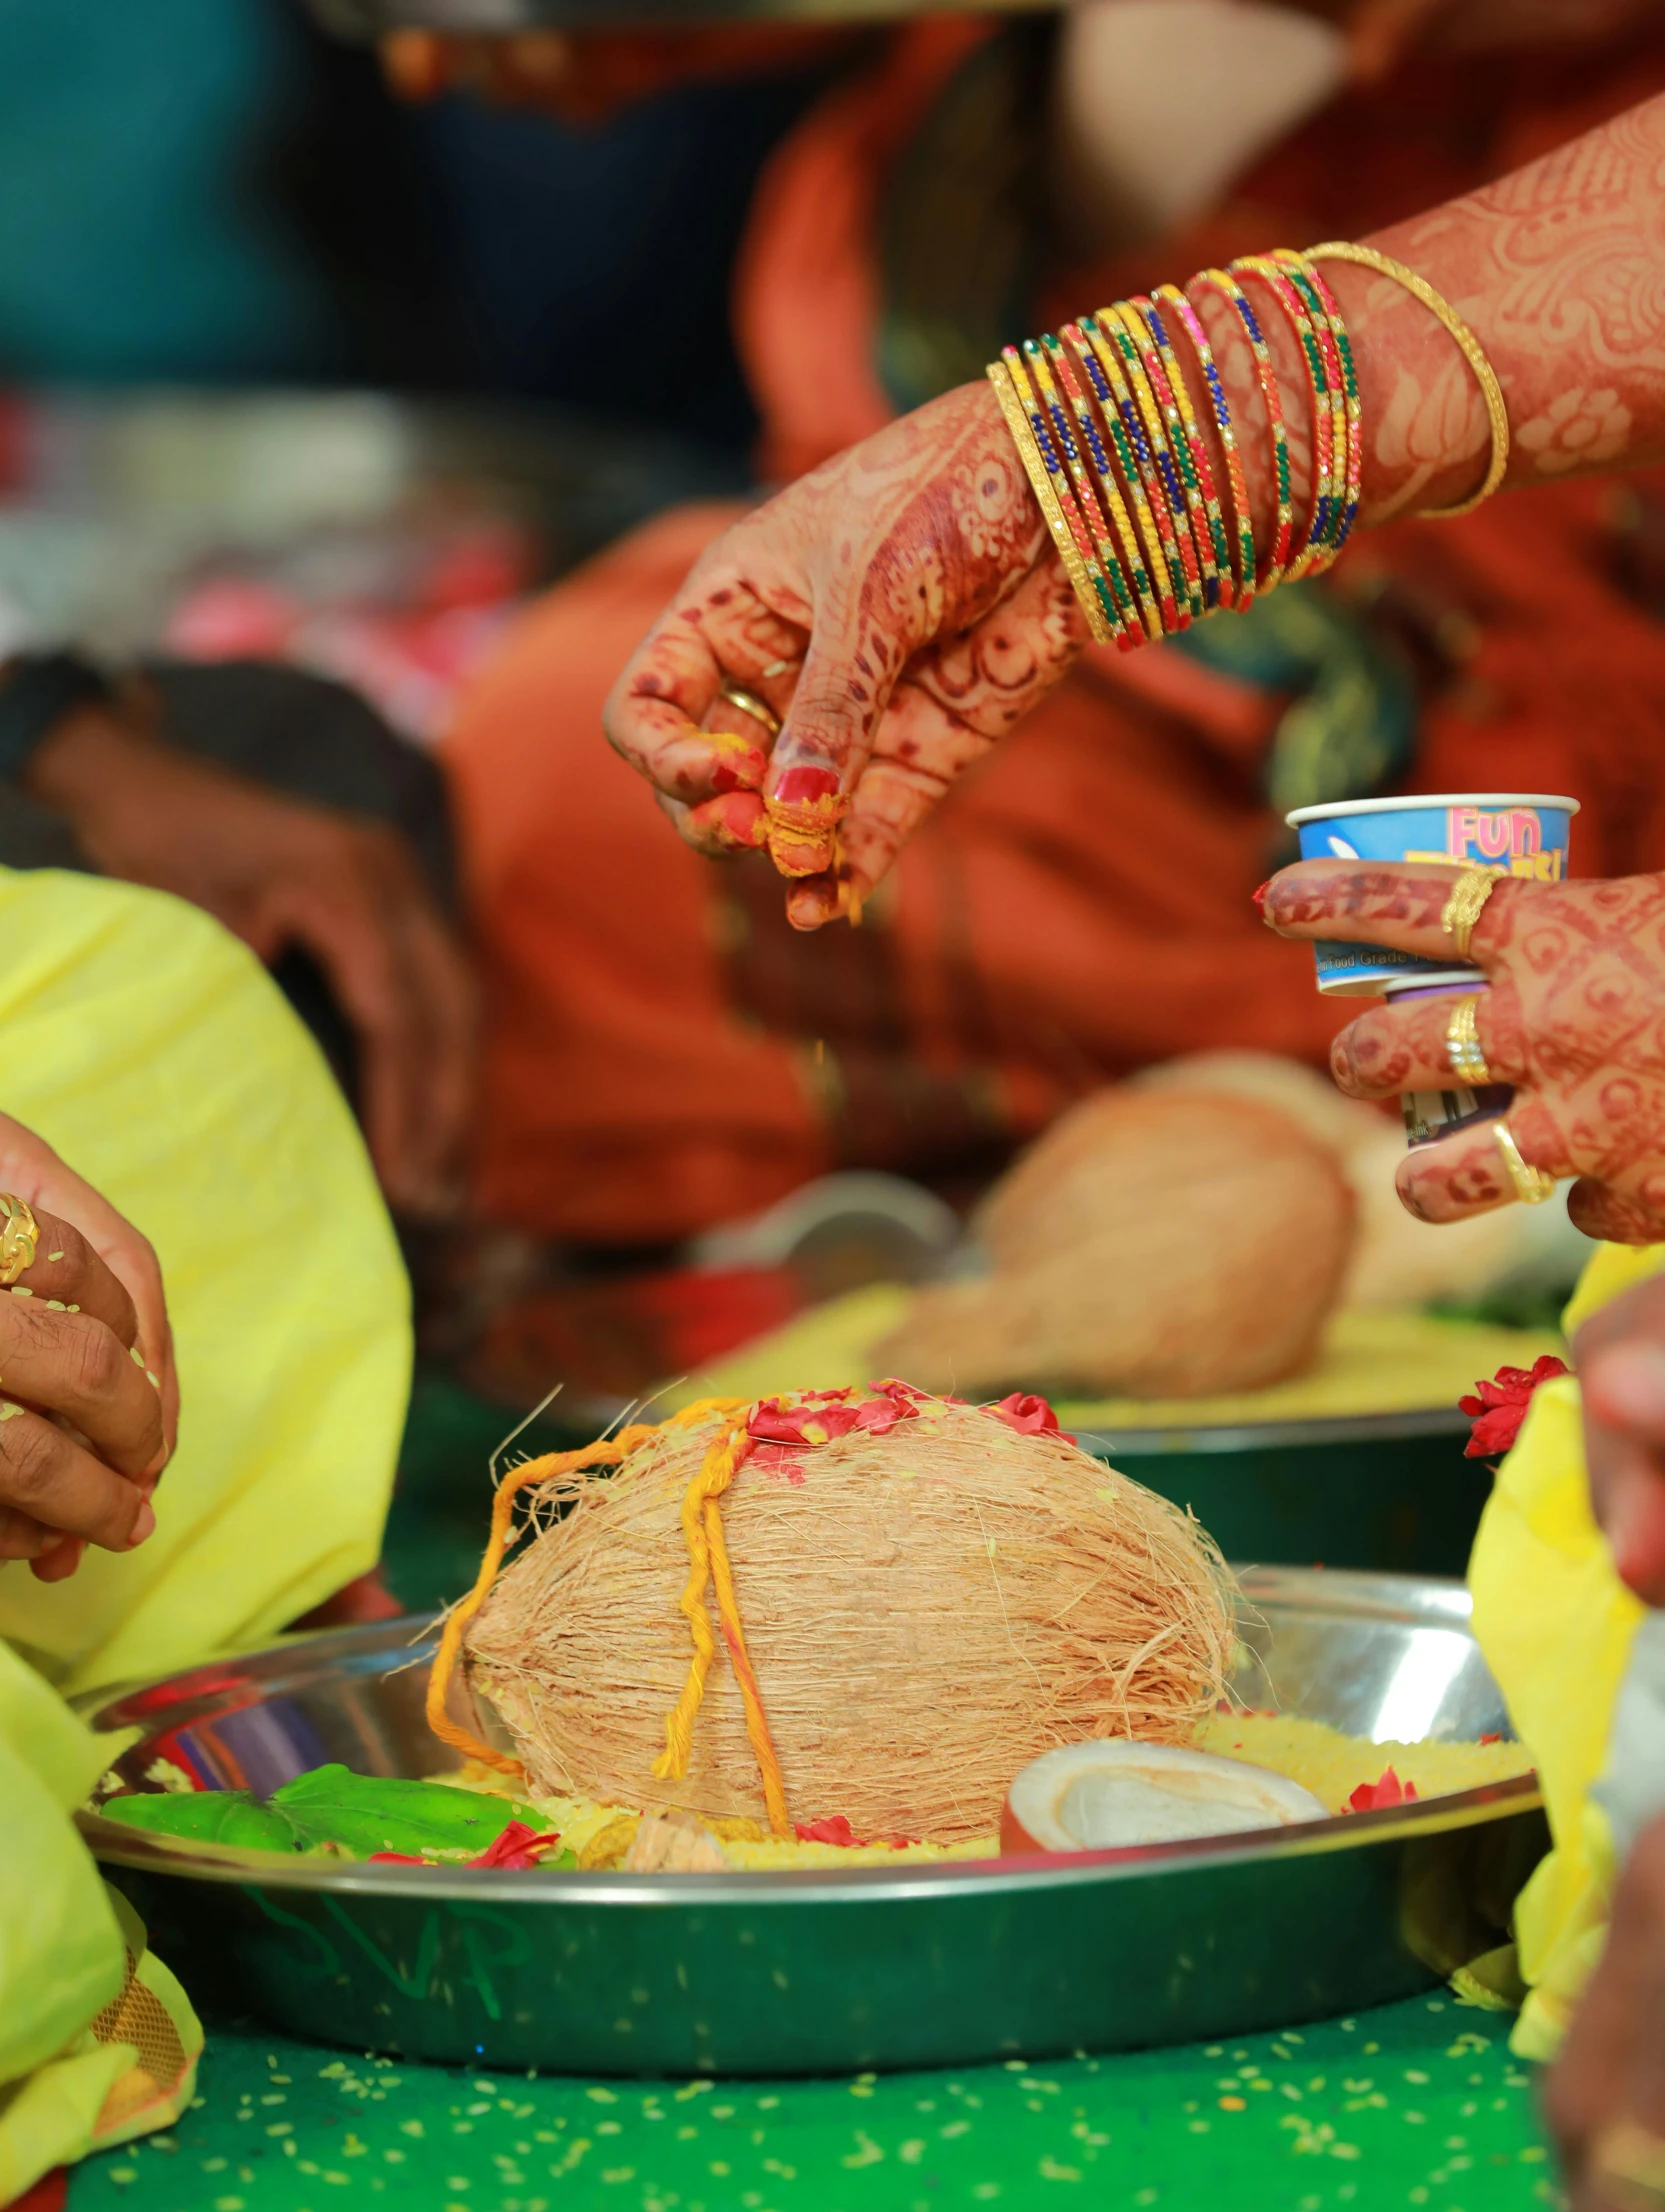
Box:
990, 1392, 1076, 1446
467, 1819, 564, 1870
1347, 1767, 1419, 1812
794, 1814, 862, 1847
1459, 1357, 1568, 1458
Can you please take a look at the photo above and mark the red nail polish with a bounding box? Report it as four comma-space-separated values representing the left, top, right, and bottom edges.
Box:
1252, 880, 1272, 917
773, 764, 840, 806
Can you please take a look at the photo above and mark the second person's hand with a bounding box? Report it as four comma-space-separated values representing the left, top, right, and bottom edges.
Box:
1261, 861, 1665, 1242
26, 709, 477, 1218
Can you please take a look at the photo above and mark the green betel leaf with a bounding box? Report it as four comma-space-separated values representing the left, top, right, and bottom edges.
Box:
268, 1766, 541, 1858
100, 1790, 301, 1852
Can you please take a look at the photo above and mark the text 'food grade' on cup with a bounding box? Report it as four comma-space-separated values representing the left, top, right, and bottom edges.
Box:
1284, 793, 1579, 998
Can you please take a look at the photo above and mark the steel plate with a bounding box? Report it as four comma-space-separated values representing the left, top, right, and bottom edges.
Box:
80, 1569, 1543, 2076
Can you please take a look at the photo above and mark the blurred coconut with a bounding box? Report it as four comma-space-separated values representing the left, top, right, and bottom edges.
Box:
876, 1089, 1356, 1399
1130, 1052, 1588, 1316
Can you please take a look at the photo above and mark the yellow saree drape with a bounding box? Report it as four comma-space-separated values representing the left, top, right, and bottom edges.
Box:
1470, 1239, 1665, 2060
0, 864, 410, 2194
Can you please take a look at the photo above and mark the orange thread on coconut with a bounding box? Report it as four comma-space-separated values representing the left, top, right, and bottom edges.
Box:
425, 1397, 747, 1777
654, 1411, 792, 1836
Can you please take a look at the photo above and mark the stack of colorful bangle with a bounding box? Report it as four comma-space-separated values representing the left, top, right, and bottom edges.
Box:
987, 240, 1500, 652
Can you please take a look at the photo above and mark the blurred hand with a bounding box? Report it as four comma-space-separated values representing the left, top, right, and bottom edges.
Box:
603, 381, 1082, 930
28, 704, 476, 1218
1546, 1809, 1665, 2210
1262, 863, 1665, 1241
0, 1115, 170, 1582
1576, 1273, 1665, 1604
380, 26, 849, 126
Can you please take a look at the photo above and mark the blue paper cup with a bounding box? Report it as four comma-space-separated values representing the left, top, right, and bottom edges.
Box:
1284, 792, 1579, 998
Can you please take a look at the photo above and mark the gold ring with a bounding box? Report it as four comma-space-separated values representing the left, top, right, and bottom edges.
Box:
716, 685, 782, 742
1592, 2120, 1665, 2211
0, 1194, 39, 1286
1440, 867, 1501, 961
1445, 995, 1492, 1086
1493, 1119, 1556, 1205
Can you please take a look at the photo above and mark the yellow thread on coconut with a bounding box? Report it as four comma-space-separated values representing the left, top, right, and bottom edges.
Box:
653, 1413, 792, 1836
425, 1397, 747, 1777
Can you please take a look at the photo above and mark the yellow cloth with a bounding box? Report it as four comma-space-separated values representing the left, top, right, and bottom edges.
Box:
0, 864, 409, 2190
0, 1641, 202, 2203
0, 865, 411, 1694
1468, 1238, 1665, 2060
660, 1285, 1564, 1431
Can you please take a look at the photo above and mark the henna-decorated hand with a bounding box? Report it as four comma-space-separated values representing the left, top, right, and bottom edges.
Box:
1263, 861, 1665, 1242
601, 382, 1081, 931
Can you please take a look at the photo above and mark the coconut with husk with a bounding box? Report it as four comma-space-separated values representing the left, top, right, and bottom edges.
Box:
441, 1386, 1234, 1846
876, 1089, 1356, 1401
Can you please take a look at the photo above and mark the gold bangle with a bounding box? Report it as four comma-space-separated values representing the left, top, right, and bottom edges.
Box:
986, 360, 1118, 648
0, 1194, 38, 1287
716, 686, 781, 742
1444, 995, 1492, 1087
1493, 1118, 1556, 1205
1440, 866, 1501, 960
1305, 241, 1509, 520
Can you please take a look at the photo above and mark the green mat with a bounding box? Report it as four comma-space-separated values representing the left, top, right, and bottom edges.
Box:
69, 1996, 1553, 2210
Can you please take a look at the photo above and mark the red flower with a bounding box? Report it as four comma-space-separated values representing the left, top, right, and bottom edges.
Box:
368, 1817, 563, 1871
1347, 1768, 1418, 1812
990, 1392, 1076, 1446
795, 1814, 862, 1847
1457, 1356, 1570, 1459
748, 1384, 921, 1450
468, 1819, 564, 1870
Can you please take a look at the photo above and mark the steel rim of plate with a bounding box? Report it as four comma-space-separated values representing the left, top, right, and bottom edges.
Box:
1075, 1406, 1472, 1456
76, 1567, 1539, 1905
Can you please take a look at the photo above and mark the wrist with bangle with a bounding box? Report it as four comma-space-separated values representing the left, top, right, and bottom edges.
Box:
988, 241, 1507, 647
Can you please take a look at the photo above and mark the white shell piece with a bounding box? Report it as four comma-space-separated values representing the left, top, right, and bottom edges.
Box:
1008, 1739, 1328, 1851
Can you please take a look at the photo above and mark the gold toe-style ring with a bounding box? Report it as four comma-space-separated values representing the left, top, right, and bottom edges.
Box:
1493, 1119, 1556, 1205
0, 1194, 39, 1286
716, 685, 782, 742
1592, 2120, 1665, 2212
1440, 866, 1500, 960
1445, 995, 1492, 1087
